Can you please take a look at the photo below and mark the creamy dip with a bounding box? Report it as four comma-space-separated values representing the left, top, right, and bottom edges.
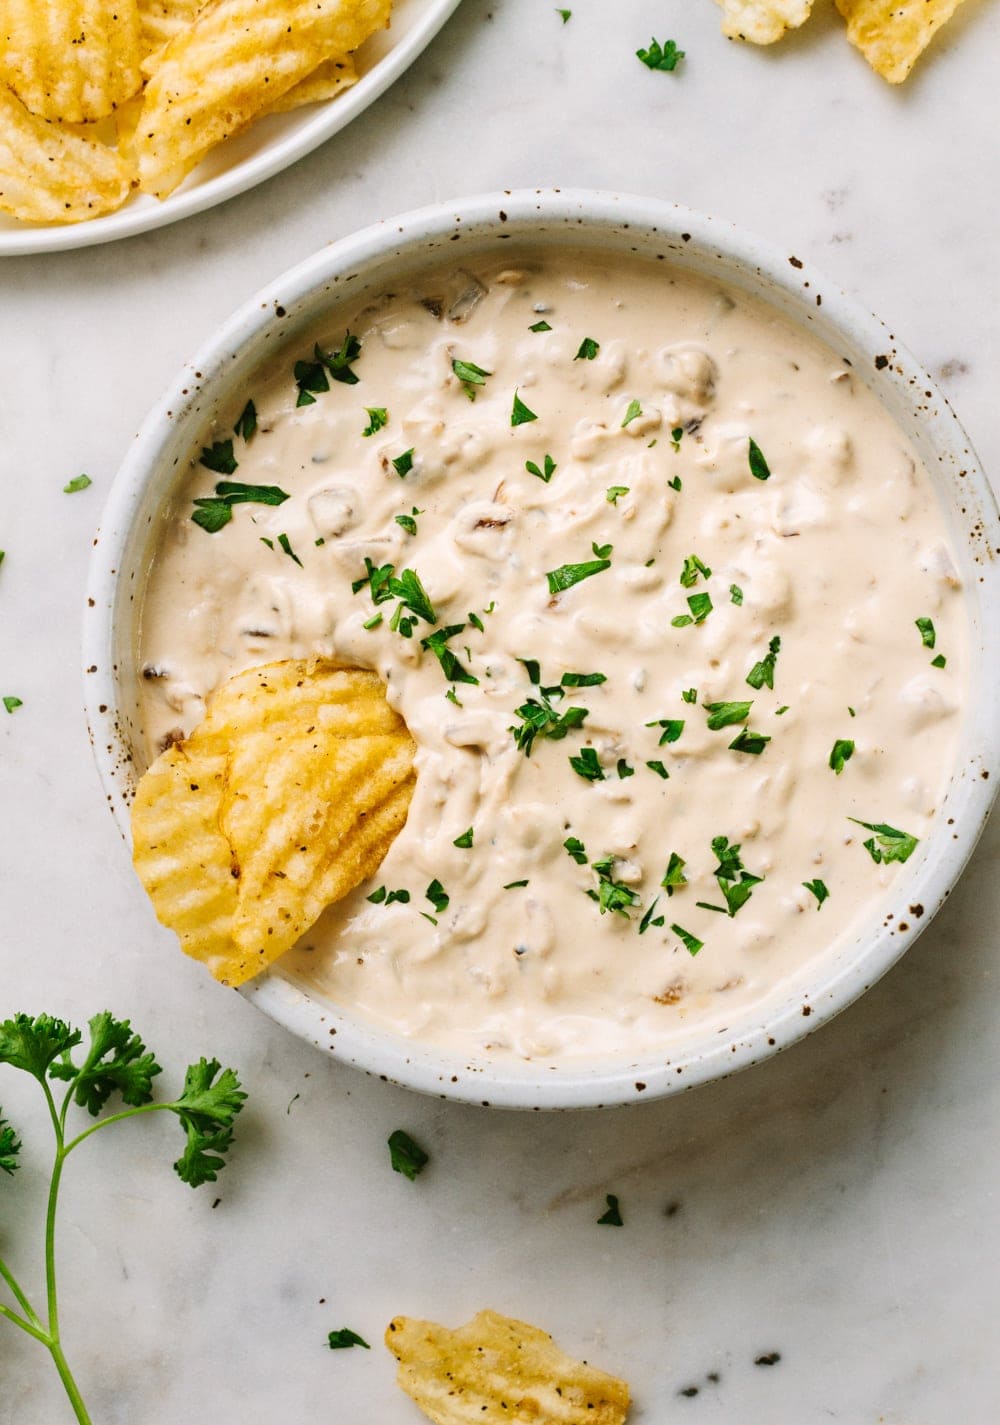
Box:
137, 252, 965, 1061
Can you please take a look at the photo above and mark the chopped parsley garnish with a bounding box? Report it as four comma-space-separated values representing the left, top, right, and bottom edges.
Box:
606, 485, 629, 505
530, 319, 553, 332
636, 37, 685, 71
681, 687, 698, 704
597, 1193, 623, 1226
638, 898, 665, 934
646, 717, 684, 745
848, 818, 919, 865
276, 533, 302, 567
328, 1329, 370, 1350
526, 453, 557, 482
511, 390, 538, 426
363, 613, 383, 630
387, 1128, 428, 1180
294, 348, 329, 405
324, 331, 363, 385
748, 438, 771, 481
191, 479, 290, 533
680, 553, 711, 588
931, 654, 947, 668
829, 738, 855, 775
729, 728, 770, 755
425, 880, 449, 915
294, 332, 362, 404
352, 559, 436, 637
503, 880, 530, 890
622, 398, 642, 427
564, 836, 588, 864
672, 923, 703, 956
468, 611, 485, 632
560, 670, 606, 688
575, 337, 600, 360
367, 886, 410, 905
915, 616, 936, 649
199, 441, 237, 475
362, 406, 388, 437
3, 695, 22, 714
661, 852, 687, 895
696, 835, 763, 918
233, 400, 257, 442
668, 475, 682, 492
452, 358, 492, 400
556, 7, 571, 20
392, 448, 415, 477
672, 591, 713, 627
803, 879, 829, 909
776, 705, 790, 715
510, 694, 587, 756
730, 584, 744, 605
646, 760, 670, 779
617, 758, 635, 779
670, 426, 684, 452
705, 700, 752, 730
569, 747, 605, 782
746, 635, 781, 691
445, 688, 461, 707
421, 623, 478, 685
546, 543, 612, 595
395, 506, 422, 536
453, 827, 474, 849
588, 856, 641, 917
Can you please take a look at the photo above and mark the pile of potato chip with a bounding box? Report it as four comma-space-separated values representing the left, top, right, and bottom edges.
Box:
715, 0, 967, 81
386, 1309, 632, 1425
0, 0, 391, 225
131, 658, 416, 987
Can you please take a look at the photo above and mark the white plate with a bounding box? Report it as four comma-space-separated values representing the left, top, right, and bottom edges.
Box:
0, 0, 462, 257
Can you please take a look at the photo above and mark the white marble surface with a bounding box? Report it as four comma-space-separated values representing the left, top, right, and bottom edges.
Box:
2, 1, 999, 1420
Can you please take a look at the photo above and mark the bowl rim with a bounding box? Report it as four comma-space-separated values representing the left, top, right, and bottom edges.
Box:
84, 187, 1000, 1109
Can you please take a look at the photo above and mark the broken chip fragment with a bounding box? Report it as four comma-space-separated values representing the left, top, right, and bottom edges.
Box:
131, 658, 416, 986
385, 1309, 631, 1425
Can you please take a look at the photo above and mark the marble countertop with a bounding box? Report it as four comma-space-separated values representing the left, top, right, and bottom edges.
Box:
2, 1, 999, 1420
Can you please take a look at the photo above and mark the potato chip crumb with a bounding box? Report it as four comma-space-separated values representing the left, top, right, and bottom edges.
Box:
835, 0, 966, 82
714, 0, 813, 45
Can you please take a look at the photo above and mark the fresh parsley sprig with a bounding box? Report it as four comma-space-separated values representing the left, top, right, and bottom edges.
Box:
0, 1012, 245, 1425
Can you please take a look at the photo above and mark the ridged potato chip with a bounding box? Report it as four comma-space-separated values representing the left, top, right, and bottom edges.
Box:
0, 0, 143, 122
262, 56, 358, 117
131, 659, 416, 987
836, 0, 965, 82
138, 0, 206, 64
714, 0, 813, 44
0, 87, 133, 223
133, 0, 392, 198
385, 1310, 631, 1425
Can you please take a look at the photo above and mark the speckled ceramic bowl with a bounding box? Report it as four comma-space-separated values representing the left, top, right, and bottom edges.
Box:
84, 190, 1000, 1109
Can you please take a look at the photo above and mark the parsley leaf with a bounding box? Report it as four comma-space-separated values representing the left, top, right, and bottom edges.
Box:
646, 760, 670, 779
931, 653, 947, 668
672, 591, 712, 626
172, 1058, 246, 1187
509, 695, 587, 755
646, 717, 684, 745
276, 532, 302, 567
670, 426, 684, 452
530, 319, 553, 332
636, 37, 685, 71
829, 739, 855, 775
606, 485, 629, 504
453, 827, 474, 849
560, 670, 606, 688
597, 1193, 623, 1225
696, 836, 763, 917
0, 1014, 81, 1080
575, 337, 600, 360
680, 553, 712, 588
730, 584, 744, 605
728, 728, 770, 755
617, 758, 635, 779
49, 1012, 162, 1117
681, 687, 698, 704
362, 406, 388, 437
661, 852, 687, 895
392, 448, 415, 477
191, 480, 289, 534
526, 452, 557, 482
395, 506, 422, 537
803, 879, 829, 908
705, 700, 752, 731
199, 440, 238, 475
421, 624, 478, 685
748, 438, 771, 481
63, 474, 92, 494
425, 880, 450, 915
511, 390, 538, 426
746, 635, 780, 691
546, 545, 613, 594
294, 347, 330, 405
233, 400, 257, 442
915, 616, 936, 649
323, 330, 363, 386
328, 1329, 370, 1350
672, 923, 703, 956
3, 695, 22, 714
0, 1115, 20, 1176
556, 7, 571, 20
638, 897, 665, 934
569, 747, 604, 782
367, 886, 410, 905
564, 836, 588, 864
388, 1128, 428, 1180
452, 358, 491, 400
587, 856, 641, 917
622, 398, 642, 427
848, 818, 919, 865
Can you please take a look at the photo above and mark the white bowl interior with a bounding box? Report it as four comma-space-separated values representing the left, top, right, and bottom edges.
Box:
84, 191, 1000, 1108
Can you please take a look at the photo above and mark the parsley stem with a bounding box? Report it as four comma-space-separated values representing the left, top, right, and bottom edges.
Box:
62, 1100, 175, 1157
48, 1335, 93, 1425
0, 1299, 50, 1344
0, 1258, 43, 1329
